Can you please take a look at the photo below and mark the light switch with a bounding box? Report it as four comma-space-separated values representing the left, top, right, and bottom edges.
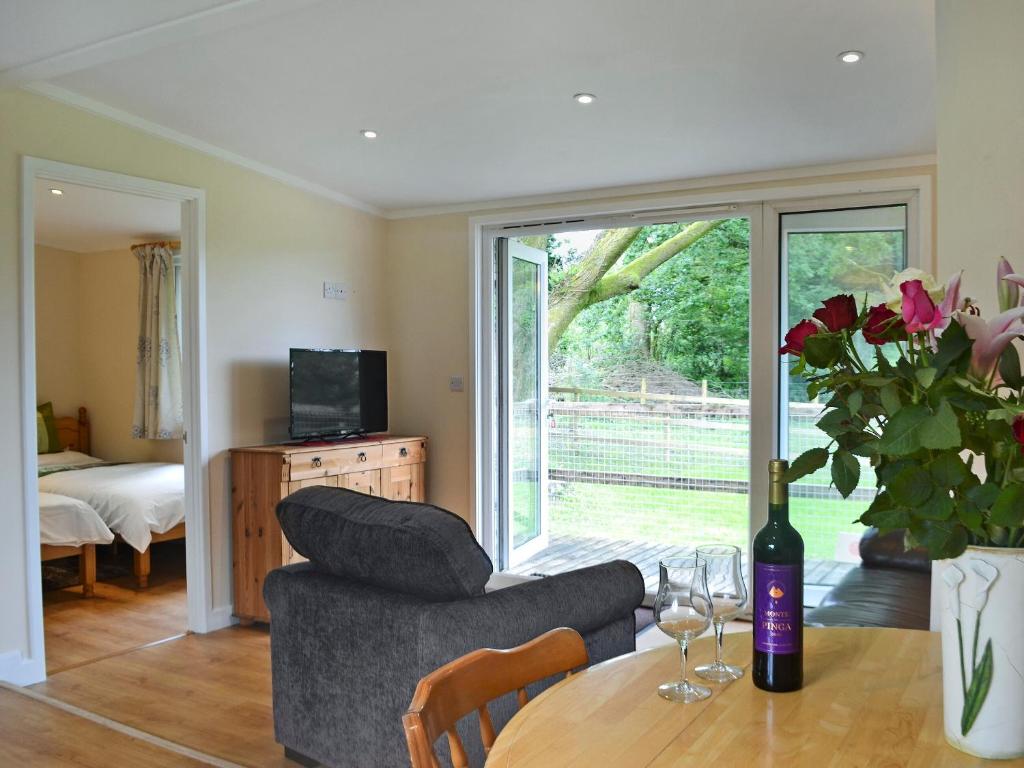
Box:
449, 375, 464, 392
323, 281, 347, 300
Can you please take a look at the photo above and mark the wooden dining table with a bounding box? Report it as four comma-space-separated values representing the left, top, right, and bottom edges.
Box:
485, 627, 1024, 767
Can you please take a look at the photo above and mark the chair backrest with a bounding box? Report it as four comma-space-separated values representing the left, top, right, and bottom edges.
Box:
403, 627, 589, 768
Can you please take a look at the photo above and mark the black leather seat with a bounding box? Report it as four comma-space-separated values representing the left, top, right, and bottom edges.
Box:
805, 528, 931, 630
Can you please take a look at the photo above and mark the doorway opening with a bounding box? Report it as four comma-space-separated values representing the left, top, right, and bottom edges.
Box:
18, 158, 209, 685
494, 216, 753, 593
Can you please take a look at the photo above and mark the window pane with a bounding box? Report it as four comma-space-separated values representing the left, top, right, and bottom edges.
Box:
781, 204, 907, 603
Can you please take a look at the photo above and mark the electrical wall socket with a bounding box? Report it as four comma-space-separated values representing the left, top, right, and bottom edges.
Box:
323, 281, 348, 300
449, 375, 464, 392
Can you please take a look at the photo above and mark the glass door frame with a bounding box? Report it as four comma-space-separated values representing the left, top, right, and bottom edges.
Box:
470, 178, 931, 588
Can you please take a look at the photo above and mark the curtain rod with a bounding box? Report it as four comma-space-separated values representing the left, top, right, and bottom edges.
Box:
132, 240, 181, 250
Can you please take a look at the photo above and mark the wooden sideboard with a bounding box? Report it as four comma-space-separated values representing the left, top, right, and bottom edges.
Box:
230, 435, 427, 622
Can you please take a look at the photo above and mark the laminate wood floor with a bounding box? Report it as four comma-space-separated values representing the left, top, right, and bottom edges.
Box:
0, 685, 210, 767
43, 541, 188, 674
34, 626, 291, 768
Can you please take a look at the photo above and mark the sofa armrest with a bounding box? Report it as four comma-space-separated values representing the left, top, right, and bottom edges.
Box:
417, 560, 644, 664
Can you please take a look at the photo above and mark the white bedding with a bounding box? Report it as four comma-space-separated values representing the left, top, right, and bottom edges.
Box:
39, 492, 115, 548
39, 463, 185, 552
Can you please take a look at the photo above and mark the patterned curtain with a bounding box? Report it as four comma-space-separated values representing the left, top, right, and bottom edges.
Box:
131, 244, 183, 440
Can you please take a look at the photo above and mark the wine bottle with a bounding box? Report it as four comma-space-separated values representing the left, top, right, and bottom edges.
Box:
752, 459, 804, 692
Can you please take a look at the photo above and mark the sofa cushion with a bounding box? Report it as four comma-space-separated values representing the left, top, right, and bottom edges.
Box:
859, 527, 931, 574
276, 486, 492, 602
805, 566, 931, 630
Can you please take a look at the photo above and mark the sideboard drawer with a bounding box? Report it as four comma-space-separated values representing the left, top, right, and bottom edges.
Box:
383, 439, 427, 467
289, 445, 383, 480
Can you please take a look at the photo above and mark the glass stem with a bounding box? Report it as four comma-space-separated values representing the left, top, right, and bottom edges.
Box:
679, 638, 689, 686
714, 619, 725, 665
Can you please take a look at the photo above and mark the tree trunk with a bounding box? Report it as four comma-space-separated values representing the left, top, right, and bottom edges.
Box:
547, 219, 726, 349
626, 299, 650, 357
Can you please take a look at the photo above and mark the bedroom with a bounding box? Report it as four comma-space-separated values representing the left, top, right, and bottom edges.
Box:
33, 179, 189, 671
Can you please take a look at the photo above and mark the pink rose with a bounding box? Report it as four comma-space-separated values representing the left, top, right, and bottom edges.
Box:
900, 279, 944, 333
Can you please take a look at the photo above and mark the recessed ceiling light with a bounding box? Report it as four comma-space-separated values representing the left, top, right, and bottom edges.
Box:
49, 188, 63, 196
573, 92, 596, 105
838, 50, 864, 64
360, 129, 378, 139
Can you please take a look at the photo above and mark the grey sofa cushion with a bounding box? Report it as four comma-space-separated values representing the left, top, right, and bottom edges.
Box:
277, 486, 492, 602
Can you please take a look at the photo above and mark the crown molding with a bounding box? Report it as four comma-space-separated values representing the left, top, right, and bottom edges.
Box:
0, 0, 325, 89
25, 83, 382, 217
384, 154, 936, 220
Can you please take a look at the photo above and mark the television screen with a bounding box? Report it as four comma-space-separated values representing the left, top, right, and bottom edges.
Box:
289, 349, 387, 439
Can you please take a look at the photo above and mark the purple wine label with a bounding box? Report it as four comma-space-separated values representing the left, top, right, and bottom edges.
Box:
754, 563, 801, 654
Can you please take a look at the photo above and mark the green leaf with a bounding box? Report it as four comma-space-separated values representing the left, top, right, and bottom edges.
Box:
880, 383, 903, 416
915, 367, 937, 389
961, 640, 994, 736
831, 450, 861, 498
782, 448, 829, 483
932, 320, 972, 376
860, 377, 896, 387
847, 390, 863, 417
930, 452, 969, 488
956, 503, 984, 536
876, 405, 929, 455
965, 482, 1001, 512
803, 334, 842, 369
999, 344, 1023, 390
919, 401, 962, 450
910, 519, 969, 559
989, 484, 1024, 527
889, 466, 935, 507
915, 492, 954, 521
817, 408, 854, 438
859, 493, 911, 533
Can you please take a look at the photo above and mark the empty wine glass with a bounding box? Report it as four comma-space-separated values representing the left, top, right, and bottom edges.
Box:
694, 544, 748, 682
654, 556, 713, 703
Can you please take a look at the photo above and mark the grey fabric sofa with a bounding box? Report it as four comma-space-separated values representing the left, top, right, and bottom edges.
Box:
263, 486, 644, 768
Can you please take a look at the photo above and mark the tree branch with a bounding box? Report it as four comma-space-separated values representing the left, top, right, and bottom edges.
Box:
590, 220, 726, 303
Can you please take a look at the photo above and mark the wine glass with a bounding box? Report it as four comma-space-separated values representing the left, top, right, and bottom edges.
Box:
654, 557, 714, 703
694, 544, 748, 682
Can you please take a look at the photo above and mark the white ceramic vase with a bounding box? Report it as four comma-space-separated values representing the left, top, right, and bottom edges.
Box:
940, 546, 1024, 759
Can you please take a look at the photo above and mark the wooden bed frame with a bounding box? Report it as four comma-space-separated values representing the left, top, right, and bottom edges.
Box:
44, 407, 186, 592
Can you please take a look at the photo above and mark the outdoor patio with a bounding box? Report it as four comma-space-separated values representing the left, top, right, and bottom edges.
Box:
506, 533, 857, 607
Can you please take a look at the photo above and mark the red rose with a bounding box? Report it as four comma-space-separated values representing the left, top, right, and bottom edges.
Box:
779, 319, 819, 355
862, 303, 906, 345
1014, 416, 1024, 456
813, 294, 858, 332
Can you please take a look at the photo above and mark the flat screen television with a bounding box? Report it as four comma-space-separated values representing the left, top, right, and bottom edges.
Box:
289, 349, 388, 440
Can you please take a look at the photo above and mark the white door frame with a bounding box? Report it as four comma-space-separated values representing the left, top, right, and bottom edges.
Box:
18, 156, 212, 684
469, 174, 932, 577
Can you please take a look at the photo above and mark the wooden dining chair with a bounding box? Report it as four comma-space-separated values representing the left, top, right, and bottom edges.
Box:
403, 627, 589, 768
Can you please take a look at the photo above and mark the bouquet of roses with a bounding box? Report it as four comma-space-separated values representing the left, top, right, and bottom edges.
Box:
781, 260, 1024, 559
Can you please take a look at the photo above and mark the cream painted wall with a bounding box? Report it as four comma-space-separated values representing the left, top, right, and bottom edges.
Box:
935, 0, 1024, 308
1, 88, 387, 674
76, 248, 183, 463
385, 165, 937, 534
33, 246, 82, 417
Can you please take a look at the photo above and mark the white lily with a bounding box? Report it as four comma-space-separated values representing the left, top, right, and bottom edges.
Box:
970, 559, 999, 612
944, 564, 965, 618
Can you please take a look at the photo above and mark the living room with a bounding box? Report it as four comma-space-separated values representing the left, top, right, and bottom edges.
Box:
1, 1, 1022, 766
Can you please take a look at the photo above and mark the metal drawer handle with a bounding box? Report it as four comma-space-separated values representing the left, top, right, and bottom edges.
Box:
399, 447, 409, 457
358, 451, 367, 462
312, 456, 322, 468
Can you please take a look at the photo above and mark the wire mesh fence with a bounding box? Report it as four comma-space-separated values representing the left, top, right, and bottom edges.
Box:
513, 384, 872, 560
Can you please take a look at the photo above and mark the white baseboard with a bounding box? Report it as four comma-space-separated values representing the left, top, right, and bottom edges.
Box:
0, 650, 45, 686
204, 604, 238, 633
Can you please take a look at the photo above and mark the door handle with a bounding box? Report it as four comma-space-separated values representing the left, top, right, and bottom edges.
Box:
399, 447, 409, 457
358, 451, 367, 462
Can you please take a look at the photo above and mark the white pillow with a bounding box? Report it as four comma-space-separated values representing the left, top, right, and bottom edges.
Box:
37, 450, 103, 468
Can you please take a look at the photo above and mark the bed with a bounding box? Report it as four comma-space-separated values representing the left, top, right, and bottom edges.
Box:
39, 408, 186, 588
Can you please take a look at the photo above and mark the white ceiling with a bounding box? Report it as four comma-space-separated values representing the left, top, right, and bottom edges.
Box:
34, 180, 180, 253
4, 0, 936, 214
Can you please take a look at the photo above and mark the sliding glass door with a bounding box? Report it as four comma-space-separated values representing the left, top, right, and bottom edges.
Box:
497, 238, 549, 567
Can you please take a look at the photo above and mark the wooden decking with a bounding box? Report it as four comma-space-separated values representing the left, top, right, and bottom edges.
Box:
507, 534, 856, 597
